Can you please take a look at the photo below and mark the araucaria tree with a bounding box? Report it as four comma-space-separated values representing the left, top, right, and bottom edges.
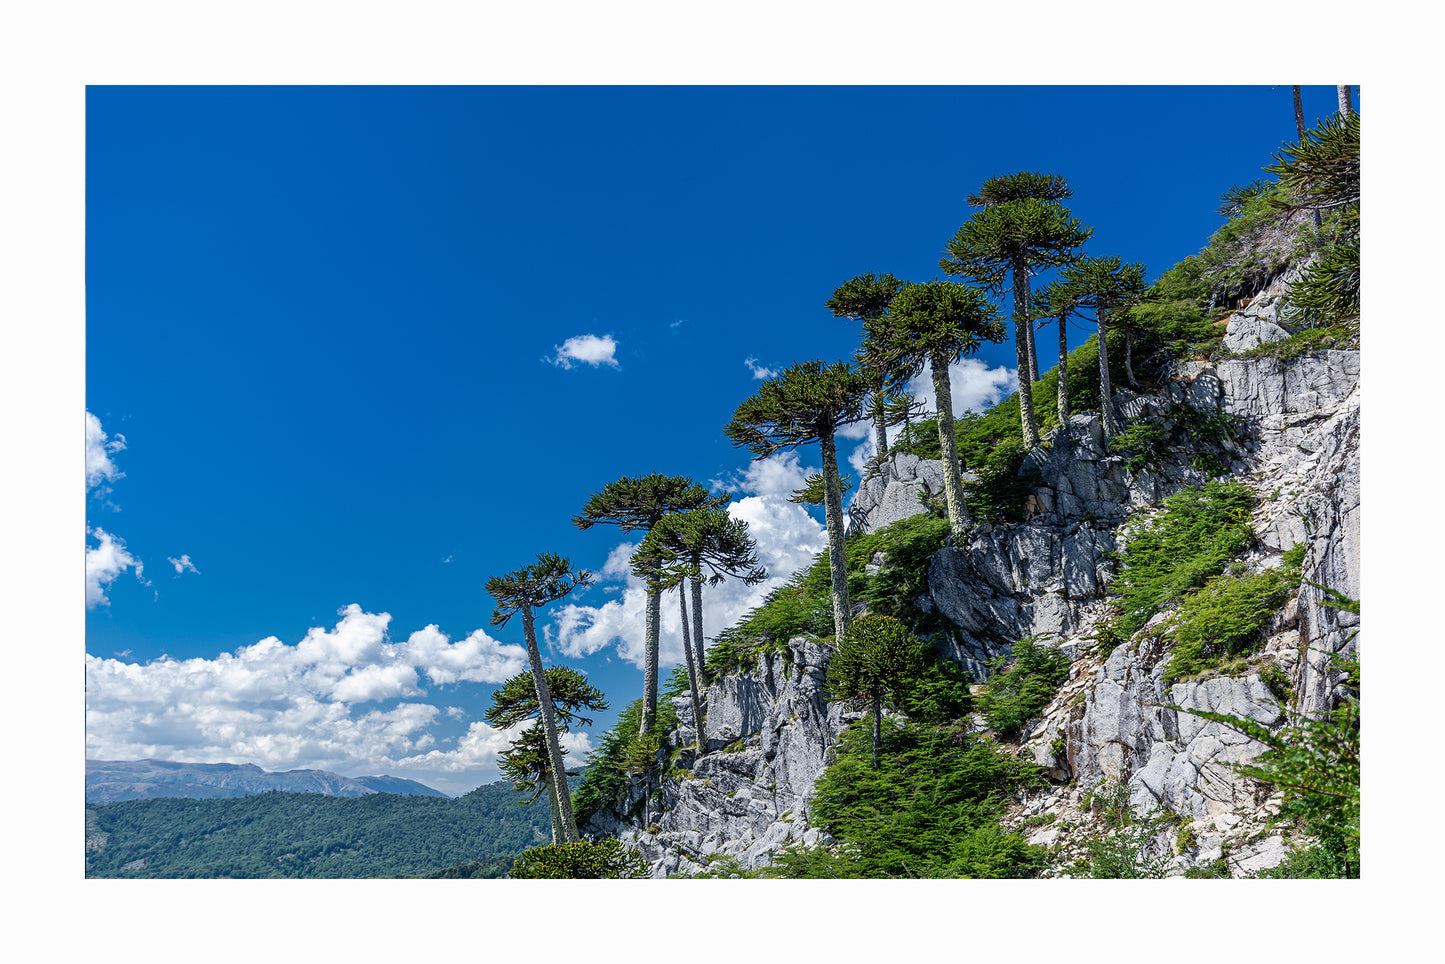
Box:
573, 474, 727, 737
1031, 280, 1085, 425
828, 614, 927, 768
725, 359, 868, 640
633, 507, 766, 751
486, 553, 594, 843
825, 271, 906, 463
941, 171, 1092, 449
1054, 255, 1148, 439
860, 280, 1005, 536
487, 665, 608, 843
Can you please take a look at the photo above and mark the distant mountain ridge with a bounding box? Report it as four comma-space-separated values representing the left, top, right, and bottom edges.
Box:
86, 759, 449, 803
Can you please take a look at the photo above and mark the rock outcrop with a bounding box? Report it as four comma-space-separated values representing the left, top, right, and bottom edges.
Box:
585, 328, 1359, 877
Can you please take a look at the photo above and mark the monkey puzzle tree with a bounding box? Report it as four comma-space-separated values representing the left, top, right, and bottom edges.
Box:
859, 279, 1006, 536
573, 474, 727, 738
634, 507, 767, 751
941, 172, 1092, 449
725, 359, 868, 641
826, 271, 906, 463
497, 725, 572, 844
1053, 255, 1148, 439
827, 614, 927, 769
1031, 280, 1086, 427
486, 553, 594, 843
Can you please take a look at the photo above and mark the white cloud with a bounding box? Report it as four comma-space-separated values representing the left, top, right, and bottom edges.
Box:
743, 357, 778, 380
84, 605, 540, 793
85, 526, 146, 608
906, 357, 1017, 422
547, 451, 827, 672
166, 554, 199, 576
85, 411, 126, 492
550, 333, 619, 370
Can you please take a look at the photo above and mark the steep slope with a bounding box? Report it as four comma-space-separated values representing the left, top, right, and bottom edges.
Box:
580, 258, 1358, 875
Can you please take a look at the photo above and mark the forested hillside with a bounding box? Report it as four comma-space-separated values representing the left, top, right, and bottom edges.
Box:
85, 778, 578, 878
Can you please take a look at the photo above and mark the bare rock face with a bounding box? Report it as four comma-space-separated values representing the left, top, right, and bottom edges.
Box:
586, 637, 851, 877
846, 452, 954, 537
590, 342, 1359, 878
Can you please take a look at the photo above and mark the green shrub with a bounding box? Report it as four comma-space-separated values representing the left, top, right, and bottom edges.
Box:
509, 839, 649, 879
807, 719, 1048, 878
1164, 554, 1301, 683
1110, 419, 1170, 473
976, 637, 1072, 739
1072, 782, 1174, 879
1112, 481, 1257, 637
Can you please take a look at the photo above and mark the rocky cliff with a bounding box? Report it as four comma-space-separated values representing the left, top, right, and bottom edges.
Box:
584, 272, 1360, 877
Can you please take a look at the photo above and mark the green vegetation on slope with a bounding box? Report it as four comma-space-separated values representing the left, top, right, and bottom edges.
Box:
85, 780, 571, 878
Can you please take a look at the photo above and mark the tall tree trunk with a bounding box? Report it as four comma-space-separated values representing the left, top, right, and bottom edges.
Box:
521, 605, 579, 843
819, 429, 852, 640
1337, 85, 1353, 117
678, 584, 706, 753
871, 693, 882, 770
1098, 316, 1117, 439
1057, 313, 1069, 425
1024, 314, 1040, 383
931, 351, 969, 537
689, 568, 706, 683
1012, 255, 1040, 448
639, 589, 661, 737
542, 771, 561, 845
1124, 329, 1138, 389
870, 375, 890, 464
1295, 85, 1324, 231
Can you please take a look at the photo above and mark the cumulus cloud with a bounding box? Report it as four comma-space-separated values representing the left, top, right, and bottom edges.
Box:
547, 451, 827, 672
86, 527, 146, 609
550, 333, 620, 370
906, 357, 1016, 421
743, 357, 778, 380
167, 554, 200, 576
85, 605, 536, 792
85, 411, 126, 492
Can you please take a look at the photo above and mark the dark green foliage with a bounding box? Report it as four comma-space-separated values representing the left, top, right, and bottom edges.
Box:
1184, 857, 1232, 878
896, 654, 974, 725
414, 855, 514, 878
829, 614, 929, 766
707, 513, 955, 679
976, 637, 1072, 739
571, 696, 681, 827
723, 359, 869, 457
573, 474, 729, 534
861, 280, 1006, 385
1264, 111, 1360, 332
1163, 560, 1300, 683
509, 839, 649, 879
485, 665, 608, 730
84, 780, 574, 878
1111, 419, 1170, 473
1111, 481, 1257, 637
1072, 782, 1174, 879
806, 720, 1048, 878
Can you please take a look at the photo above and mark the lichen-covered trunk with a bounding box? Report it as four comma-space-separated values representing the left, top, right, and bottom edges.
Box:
542, 771, 561, 845
819, 429, 852, 640
1056, 313, 1069, 424
1013, 254, 1040, 448
640, 588, 661, 737
1294, 86, 1324, 232
689, 569, 706, 681
930, 351, 969, 537
1124, 329, 1138, 388
1337, 84, 1354, 117
1024, 313, 1040, 383
678, 584, 706, 752
521, 605, 579, 843
1098, 315, 1117, 438
871, 392, 890, 463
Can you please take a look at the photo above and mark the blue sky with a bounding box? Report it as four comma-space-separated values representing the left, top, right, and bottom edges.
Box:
83, 84, 1357, 796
